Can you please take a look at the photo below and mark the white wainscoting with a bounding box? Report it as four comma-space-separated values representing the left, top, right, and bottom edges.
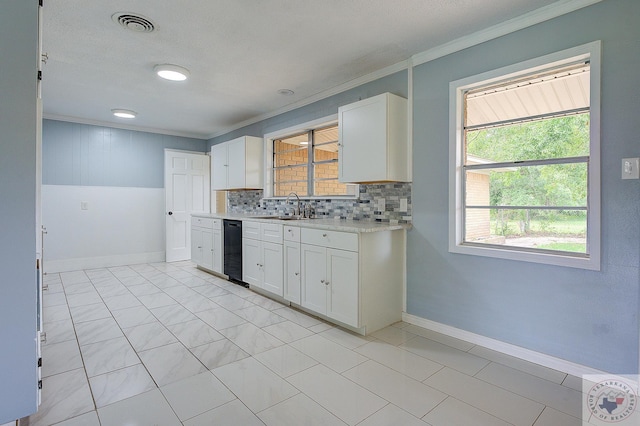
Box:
42, 185, 165, 272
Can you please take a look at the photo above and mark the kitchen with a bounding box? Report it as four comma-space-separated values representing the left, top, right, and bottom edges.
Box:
2, 0, 639, 425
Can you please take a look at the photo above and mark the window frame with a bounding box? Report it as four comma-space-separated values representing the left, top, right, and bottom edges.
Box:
263, 115, 359, 199
448, 41, 601, 270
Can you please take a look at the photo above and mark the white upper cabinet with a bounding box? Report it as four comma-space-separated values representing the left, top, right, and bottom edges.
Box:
338, 92, 409, 183
211, 136, 263, 190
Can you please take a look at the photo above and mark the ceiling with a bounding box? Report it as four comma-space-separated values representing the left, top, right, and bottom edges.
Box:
42, 0, 565, 140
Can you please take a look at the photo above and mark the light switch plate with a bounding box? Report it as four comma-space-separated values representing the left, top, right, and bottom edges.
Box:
622, 157, 639, 180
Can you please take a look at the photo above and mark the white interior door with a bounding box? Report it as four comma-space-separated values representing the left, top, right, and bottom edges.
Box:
165, 150, 210, 262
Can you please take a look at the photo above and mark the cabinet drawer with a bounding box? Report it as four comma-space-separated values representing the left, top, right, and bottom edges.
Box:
192, 216, 213, 228
242, 220, 261, 239
261, 223, 283, 244
284, 225, 301, 242
301, 228, 358, 252
211, 219, 222, 230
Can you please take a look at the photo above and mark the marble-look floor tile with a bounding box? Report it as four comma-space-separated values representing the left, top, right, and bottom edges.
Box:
69, 302, 111, 323
343, 360, 447, 418
80, 336, 140, 377
107, 266, 138, 278
355, 340, 443, 381
400, 335, 489, 376
43, 291, 68, 307
253, 345, 318, 378
102, 293, 142, 310
288, 364, 387, 425
137, 292, 177, 309
403, 324, 476, 351
290, 334, 367, 373
196, 307, 246, 330
97, 389, 181, 426
357, 404, 427, 426
60, 271, 90, 285
127, 281, 162, 296
180, 293, 221, 312
475, 362, 582, 418
244, 294, 286, 311
308, 322, 333, 333
167, 318, 225, 348
262, 320, 314, 343
160, 371, 235, 421
89, 363, 155, 408
219, 322, 284, 355
42, 339, 83, 378
235, 305, 286, 327
42, 317, 75, 344
151, 303, 197, 326
211, 293, 255, 311
533, 407, 581, 426
148, 275, 181, 289
272, 307, 322, 328
213, 357, 299, 413
53, 410, 101, 426
191, 339, 250, 370
319, 327, 374, 350
469, 345, 567, 384
369, 325, 418, 346
138, 342, 207, 386
258, 392, 347, 426
422, 396, 512, 426
423, 367, 544, 426
117, 274, 148, 287
124, 321, 178, 352
27, 368, 94, 426
183, 399, 264, 426
94, 283, 130, 298
111, 305, 156, 328
62, 282, 95, 296
74, 317, 123, 346
178, 276, 210, 288
66, 291, 103, 308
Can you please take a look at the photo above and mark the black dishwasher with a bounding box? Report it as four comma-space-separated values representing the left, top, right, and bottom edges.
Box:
223, 220, 245, 286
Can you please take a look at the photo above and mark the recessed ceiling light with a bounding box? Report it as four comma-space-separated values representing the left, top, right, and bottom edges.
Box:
277, 89, 295, 96
111, 109, 137, 119
154, 64, 190, 81
300, 141, 309, 145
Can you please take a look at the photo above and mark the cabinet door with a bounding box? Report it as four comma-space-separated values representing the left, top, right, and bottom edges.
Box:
211, 143, 228, 190
212, 229, 223, 274
191, 227, 203, 266
261, 241, 283, 296
300, 244, 327, 314
201, 228, 214, 270
242, 237, 262, 287
227, 137, 246, 189
284, 241, 301, 304
326, 248, 359, 327
339, 96, 387, 182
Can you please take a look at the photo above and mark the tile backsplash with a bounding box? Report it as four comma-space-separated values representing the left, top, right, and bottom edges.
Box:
227, 183, 412, 223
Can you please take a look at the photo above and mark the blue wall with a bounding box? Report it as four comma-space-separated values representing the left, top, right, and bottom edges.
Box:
43, 120, 207, 188
209, 70, 408, 146
409, 0, 639, 373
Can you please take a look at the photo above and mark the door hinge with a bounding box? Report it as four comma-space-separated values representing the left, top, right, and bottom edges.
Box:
38, 71, 42, 81
38, 357, 42, 367
38, 380, 42, 390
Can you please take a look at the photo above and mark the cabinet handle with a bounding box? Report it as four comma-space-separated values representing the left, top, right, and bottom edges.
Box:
322, 233, 327, 237
256, 263, 260, 266
294, 272, 299, 276
197, 246, 202, 249
325, 281, 330, 285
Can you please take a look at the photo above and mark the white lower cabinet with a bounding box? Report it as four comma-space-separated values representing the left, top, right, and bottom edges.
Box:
242, 221, 284, 296
284, 240, 301, 304
191, 216, 223, 274
301, 243, 358, 327
298, 227, 405, 335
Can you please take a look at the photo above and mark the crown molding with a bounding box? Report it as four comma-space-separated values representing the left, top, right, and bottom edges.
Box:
412, 0, 602, 66
43, 113, 209, 140
206, 60, 409, 140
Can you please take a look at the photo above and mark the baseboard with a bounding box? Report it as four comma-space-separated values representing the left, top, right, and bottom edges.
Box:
44, 252, 165, 273
402, 312, 606, 378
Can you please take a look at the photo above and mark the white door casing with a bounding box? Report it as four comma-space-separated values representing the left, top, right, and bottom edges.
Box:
165, 150, 210, 262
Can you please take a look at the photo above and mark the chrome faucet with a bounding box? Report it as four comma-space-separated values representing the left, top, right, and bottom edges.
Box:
285, 192, 301, 216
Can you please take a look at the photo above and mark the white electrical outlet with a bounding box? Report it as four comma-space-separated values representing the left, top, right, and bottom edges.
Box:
400, 198, 408, 212
622, 157, 639, 180
377, 198, 385, 212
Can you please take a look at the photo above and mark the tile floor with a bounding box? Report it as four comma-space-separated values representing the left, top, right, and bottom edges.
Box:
27, 261, 588, 426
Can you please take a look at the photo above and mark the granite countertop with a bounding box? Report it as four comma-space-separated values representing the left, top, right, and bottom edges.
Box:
192, 212, 411, 233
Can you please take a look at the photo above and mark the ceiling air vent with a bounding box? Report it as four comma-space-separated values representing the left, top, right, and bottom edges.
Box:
112, 13, 156, 33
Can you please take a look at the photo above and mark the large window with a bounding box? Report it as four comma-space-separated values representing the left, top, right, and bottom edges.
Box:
268, 120, 357, 197
449, 42, 601, 270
